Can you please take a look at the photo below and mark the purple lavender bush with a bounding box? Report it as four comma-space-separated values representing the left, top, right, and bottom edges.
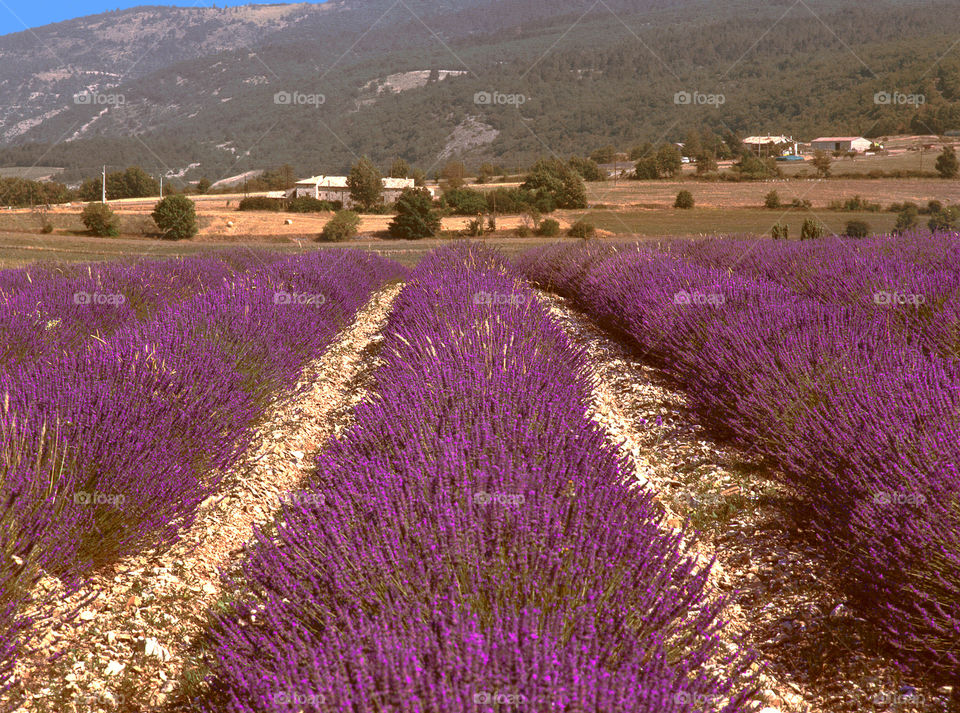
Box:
516, 240, 960, 682
0, 250, 405, 705
202, 244, 754, 712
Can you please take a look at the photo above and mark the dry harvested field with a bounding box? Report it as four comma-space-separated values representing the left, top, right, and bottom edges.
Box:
584, 177, 960, 209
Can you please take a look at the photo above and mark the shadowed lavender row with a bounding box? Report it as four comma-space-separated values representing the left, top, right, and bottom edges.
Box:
516, 240, 960, 683
0, 250, 406, 705
201, 244, 754, 712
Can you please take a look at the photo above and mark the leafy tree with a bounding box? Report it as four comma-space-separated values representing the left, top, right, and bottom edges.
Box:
655, 144, 683, 178
151, 195, 198, 240
568, 156, 606, 182
935, 146, 959, 179
695, 153, 717, 175
196, 177, 212, 194
440, 161, 467, 189
764, 190, 782, 209
674, 190, 695, 209
589, 145, 617, 164
0, 177, 47, 206
844, 220, 870, 238
800, 218, 826, 240
567, 220, 596, 238
928, 204, 959, 232
629, 143, 653, 161
476, 163, 496, 184
82, 203, 120, 237
320, 210, 361, 242
812, 150, 833, 178
388, 188, 440, 239
894, 204, 919, 234
288, 197, 334, 213
536, 218, 561, 237
389, 158, 410, 179
683, 130, 703, 159
633, 157, 659, 180
348, 157, 383, 212
771, 222, 789, 240
441, 188, 488, 215
521, 159, 586, 209
411, 169, 427, 187
736, 155, 779, 180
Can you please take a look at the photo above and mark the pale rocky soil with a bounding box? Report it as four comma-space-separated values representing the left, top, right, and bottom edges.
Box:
539, 290, 958, 713
9, 284, 401, 713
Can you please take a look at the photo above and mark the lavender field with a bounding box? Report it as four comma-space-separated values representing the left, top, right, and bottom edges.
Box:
1, 237, 959, 712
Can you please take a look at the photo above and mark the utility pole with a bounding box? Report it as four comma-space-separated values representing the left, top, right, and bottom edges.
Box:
101, 165, 106, 203
159, 174, 163, 198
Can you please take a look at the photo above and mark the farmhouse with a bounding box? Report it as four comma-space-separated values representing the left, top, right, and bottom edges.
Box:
291, 175, 428, 207
742, 135, 798, 156
810, 136, 872, 153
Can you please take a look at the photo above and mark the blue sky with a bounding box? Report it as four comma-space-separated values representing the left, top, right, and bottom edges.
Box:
0, 0, 326, 36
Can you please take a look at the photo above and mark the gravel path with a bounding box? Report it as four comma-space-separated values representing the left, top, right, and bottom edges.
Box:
538, 290, 955, 713
11, 284, 402, 713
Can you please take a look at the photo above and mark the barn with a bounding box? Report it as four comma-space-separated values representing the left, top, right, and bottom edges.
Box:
291, 175, 426, 208
810, 136, 873, 153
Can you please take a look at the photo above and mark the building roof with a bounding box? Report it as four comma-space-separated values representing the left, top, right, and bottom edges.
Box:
743, 135, 794, 145
295, 175, 349, 188
811, 136, 868, 143
382, 177, 415, 190
295, 175, 415, 190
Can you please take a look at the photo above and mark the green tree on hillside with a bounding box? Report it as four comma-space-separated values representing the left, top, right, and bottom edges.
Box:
656, 144, 683, 178
521, 158, 587, 209
151, 195, 198, 240
935, 146, 959, 178
348, 157, 383, 212
389, 158, 410, 178
389, 188, 440, 240
812, 150, 833, 178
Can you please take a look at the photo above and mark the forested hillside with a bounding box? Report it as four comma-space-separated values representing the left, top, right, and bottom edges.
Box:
0, 0, 957, 182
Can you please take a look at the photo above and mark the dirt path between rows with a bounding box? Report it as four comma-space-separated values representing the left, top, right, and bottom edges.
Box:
539, 291, 951, 713
11, 284, 402, 713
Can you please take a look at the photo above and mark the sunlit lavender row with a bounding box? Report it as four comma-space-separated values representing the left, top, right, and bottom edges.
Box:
0, 250, 405, 701
516, 237, 960, 681
201, 244, 754, 712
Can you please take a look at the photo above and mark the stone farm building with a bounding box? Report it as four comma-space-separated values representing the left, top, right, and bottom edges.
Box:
810, 136, 873, 153
290, 175, 429, 207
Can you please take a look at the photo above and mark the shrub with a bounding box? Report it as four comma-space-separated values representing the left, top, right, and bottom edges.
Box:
515, 224, 531, 237
536, 218, 561, 237
463, 217, 485, 237
764, 190, 781, 209
441, 188, 488, 215
486, 187, 555, 214
674, 190, 695, 209
521, 159, 587, 209
319, 210, 361, 242
567, 220, 596, 238
81, 202, 120, 237
894, 205, 919, 235
800, 218, 826, 240
771, 222, 788, 240
238, 196, 284, 211
40, 222, 53, 234
151, 195, 198, 240
388, 188, 441, 240
791, 198, 812, 209
928, 205, 959, 233
844, 220, 870, 239
288, 197, 334, 213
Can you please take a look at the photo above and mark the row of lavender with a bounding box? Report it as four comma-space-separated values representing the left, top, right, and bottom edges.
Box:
200, 244, 754, 712
516, 240, 960, 682
664, 233, 960, 358
0, 250, 405, 704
